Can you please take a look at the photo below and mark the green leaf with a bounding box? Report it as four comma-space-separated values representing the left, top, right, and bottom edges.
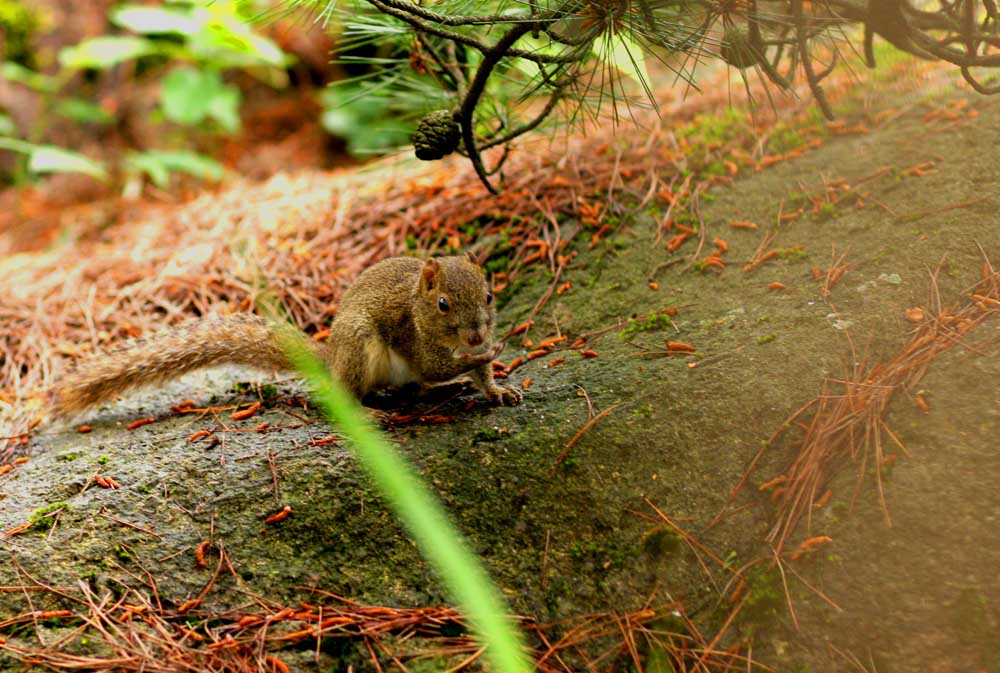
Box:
161, 67, 216, 126
319, 107, 357, 137
206, 85, 241, 133
0, 62, 58, 93
0, 137, 36, 154
126, 150, 224, 188
126, 152, 169, 188
320, 85, 413, 155
0, 113, 17, 136
111, 5, 199, 35
161, 67, 241, 131
320, 107, 410, 155
28, 146, 107, 180
58, 36, 158, 70
186, 5, 291, 69
0, 138, 107, 180
55, 98, 114, 125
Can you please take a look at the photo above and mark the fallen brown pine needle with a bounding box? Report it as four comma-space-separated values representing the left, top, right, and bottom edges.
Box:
788, 535, 833, 560
126, 417, 156, 431
893, 195, 991, 223
188, 430, 212, 443
756, 257, 1000, 554
553, 402, 623, 468
231, 402, 261, 420
264, 505, 292, 524
0, 559, 772, 673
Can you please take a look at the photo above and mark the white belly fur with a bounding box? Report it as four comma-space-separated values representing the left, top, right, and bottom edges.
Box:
365, 341, 417, 388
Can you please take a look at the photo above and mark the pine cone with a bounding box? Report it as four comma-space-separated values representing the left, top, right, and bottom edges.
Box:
413, 110, 460, 161
720, 26, 764, 70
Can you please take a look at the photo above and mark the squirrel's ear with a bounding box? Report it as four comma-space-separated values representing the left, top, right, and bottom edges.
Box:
465, 250, 479, 266
421, 258, 440, 292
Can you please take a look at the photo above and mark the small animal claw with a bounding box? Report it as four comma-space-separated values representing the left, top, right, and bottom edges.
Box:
489, 384, 523, 406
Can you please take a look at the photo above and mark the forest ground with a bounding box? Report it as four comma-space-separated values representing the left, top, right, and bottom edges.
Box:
1, 57, 998, 673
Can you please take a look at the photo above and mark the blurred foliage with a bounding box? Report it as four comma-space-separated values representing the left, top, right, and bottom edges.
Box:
0, 136, 107, 180
319, 83, 415, 154
0, 0, 290, 188
0, 0, 39, 66
124, 149, 225, 188
5, 0, 1000, 194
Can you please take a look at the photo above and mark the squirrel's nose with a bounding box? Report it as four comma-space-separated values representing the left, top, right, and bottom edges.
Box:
464, 330, 484, 347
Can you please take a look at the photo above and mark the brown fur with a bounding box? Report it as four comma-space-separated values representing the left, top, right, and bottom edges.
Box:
48, 255, 521, 420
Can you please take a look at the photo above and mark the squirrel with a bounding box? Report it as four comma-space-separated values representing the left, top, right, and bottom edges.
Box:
48, 254, 522, 420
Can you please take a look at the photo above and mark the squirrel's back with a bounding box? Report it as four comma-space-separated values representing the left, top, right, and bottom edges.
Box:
48, 314, 311, 420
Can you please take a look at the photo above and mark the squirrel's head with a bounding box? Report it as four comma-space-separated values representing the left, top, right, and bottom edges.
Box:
415, 253, 496, 355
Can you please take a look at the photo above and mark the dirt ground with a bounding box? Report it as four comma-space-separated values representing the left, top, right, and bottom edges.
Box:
1, 69, 998, 671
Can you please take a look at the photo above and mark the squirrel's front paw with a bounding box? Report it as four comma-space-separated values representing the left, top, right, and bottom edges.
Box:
487, 384, 523, 406
457, 341, 505, 364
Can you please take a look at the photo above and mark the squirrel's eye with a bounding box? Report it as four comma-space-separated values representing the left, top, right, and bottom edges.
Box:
438, 297, 449, 312
486, 291, 494, 305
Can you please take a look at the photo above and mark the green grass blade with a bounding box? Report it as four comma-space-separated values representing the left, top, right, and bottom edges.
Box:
284, 336, 530, 673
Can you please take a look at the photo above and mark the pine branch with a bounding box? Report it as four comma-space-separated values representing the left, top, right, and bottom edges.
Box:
304, 0, 1000, 191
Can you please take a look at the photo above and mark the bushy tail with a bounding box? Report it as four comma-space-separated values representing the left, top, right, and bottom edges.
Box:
48, 314, 323, 420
